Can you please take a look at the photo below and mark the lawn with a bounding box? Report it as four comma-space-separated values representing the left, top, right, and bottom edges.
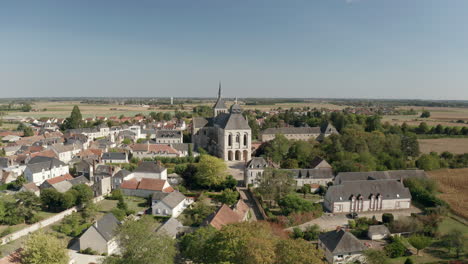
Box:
388, 217, 468, 264
125, 196, 150, 213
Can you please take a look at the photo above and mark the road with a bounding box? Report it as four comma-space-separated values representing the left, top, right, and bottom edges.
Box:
237, 187, 265, 221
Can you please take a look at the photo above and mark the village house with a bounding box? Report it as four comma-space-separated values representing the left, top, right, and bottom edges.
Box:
318, 228, 366, 264
155, 130, 183, 144
244, 157, 334, 188
133, 161, 167, 180
39, 173, 74, 192
368, 225, 391, 240
129, 143, 181, 159
324, 179, 411, 213
120, 177, 174, 198
151, 191, 193, 218
156, 218, 185, 239
79, 213, 120, 255
101, 152, 128, 164
259, 123, 339, 142
204, 200, 250, 230
23, 156, 69, 185
334, 170, 427, 185
192, 85, 252, 161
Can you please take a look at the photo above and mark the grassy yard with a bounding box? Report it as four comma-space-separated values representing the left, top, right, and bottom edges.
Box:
125, 196, 150, 213
388, 216, 468, 264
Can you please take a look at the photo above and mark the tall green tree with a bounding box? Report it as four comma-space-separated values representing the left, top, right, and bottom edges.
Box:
408, 235, 431, 255
20, 231, 69, 264
103, 216, 176, 264
363, 249, 389, 264
62, 105, 83, 129
195, 155, 227, 188
257, 168, 295, 201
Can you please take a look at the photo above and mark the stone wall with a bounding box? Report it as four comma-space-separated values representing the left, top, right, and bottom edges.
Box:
0, 196, 104, 245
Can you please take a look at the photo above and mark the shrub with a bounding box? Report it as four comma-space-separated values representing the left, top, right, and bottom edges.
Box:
382, 213, 394, 224
79, 248, 99, 255
385, 237, 407, 258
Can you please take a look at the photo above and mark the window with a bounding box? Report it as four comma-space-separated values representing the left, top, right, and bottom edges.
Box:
243, 134, 248, 146
228, 134, 232, 146
236, 134, 240, 143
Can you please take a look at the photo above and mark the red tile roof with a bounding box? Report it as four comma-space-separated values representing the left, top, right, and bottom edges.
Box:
121, 178, 139, 189
31, 150, 57, 159
46, 174, 73, 185
137, 178, 166, 191
208, 204, 242, 230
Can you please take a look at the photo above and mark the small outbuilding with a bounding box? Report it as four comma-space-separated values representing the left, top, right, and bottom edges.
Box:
368, 225, 390, 240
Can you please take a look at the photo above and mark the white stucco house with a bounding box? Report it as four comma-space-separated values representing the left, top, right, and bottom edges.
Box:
23, 156, 69, 185
152, 191, 193, 218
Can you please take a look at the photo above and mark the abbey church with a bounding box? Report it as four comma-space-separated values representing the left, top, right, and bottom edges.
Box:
192, 85, 252, 161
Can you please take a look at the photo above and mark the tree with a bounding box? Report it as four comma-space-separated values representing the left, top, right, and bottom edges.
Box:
263, 134, 291, 164
62, 105, 82, 129
416, 153, 441, 171
408, 235, 431, 255
441, 230, 465, 258
103, 216, 176, 264
122, 138, 132, 145
71, 184, 93, 206
275, 238, 325, 264
384, 237, 407, 258
420, 110, 431, 118
180, 226, 219, 263
278, 194, 315, 215
218, 189, 239, 205
382, 213, 394, 224
257, 168, 295, 201
13, 191, 42, 224
20, 231, 69, 264
363, 249, 389, 264
195, 155, 227, 188
404, 258, 414, 264
182, 195, 215, 227
11, 175, 26, 190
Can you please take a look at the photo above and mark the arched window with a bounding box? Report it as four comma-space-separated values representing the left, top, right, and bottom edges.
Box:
236, 134, 240, 143
228, 134, 232, 146
243, 134, 248, 146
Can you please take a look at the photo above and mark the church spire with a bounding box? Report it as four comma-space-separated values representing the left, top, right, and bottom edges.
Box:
218, 81, 222, 98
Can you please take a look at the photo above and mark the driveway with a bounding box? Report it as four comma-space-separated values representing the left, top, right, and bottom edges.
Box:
226, 161, 245, 183
289, 206, 422, 231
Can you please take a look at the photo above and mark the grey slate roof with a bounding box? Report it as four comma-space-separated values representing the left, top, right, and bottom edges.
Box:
246, 157, 268, 169
113, 169, 132, 180
325, 179, 411, 203
214, 112, 250, 130
102, 152, 127, 160
319, 229, 366, 254
368, 225, 390, 236
261, 126, 321, 135
93, 213, 120, 242
51, 181, 73, 193
289, 168, 334, 179
192, 117, 209, 129
0, 157, 8, 168
26, 156, 66, 173
321, 123, 339, 134
69, 175, 90, 186
335, 170, 427, 184
171, 143, 193, 152
213, 97, 227, 110
156, 218, 183, 238
152, 192, 169, 201
156, 130, 182, 138
160, 192, 186, 209
134, 161, 166, 173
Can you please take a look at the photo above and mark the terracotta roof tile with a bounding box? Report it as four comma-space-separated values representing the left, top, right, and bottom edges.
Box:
121, 178, 139, 189
46, 174, 73, 185
137, 178, 166, 191
208, 204, 242, 230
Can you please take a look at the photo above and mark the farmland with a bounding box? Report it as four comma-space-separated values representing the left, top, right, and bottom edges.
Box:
428, 168, 468, 219
419, 138, 468, 154
382, 106, 468, 128
2, 100, 344, 119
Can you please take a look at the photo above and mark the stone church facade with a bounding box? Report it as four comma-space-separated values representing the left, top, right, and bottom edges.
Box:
192, 85, 252, 161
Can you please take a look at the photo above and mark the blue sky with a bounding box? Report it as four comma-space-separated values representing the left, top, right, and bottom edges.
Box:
1, 0, 467, 99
